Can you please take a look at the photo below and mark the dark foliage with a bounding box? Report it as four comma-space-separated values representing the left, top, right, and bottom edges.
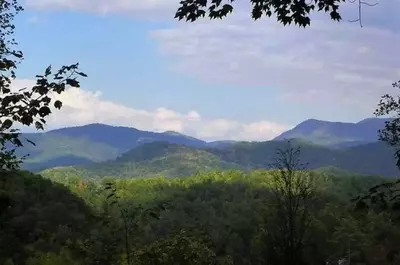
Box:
174, 0, 344, 27
0, 170, 94, 265
0, 0, 86, 170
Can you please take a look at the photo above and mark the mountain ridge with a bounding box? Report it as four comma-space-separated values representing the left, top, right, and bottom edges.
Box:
40, 139, 400, 179
19, 123, 208, 171
274, 117, 391, 146
16, 117, 394, 172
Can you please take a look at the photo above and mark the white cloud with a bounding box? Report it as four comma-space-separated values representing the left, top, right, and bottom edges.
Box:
24, 0, 179, 19
151, 9, 400, 112
10, 79, 289, 141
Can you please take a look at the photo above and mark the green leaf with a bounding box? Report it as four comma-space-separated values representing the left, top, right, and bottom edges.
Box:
25, 138, 36, 146
54, 100, 63, 109
34, 121, 44, 130
77, 72, 87, 77
38, 106, 52, 117
1, 119, 13, 130
45, 65, 52, 76
66, 78, 80, 87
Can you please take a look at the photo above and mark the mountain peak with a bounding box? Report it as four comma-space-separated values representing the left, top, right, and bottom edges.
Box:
274, 117, 388, 146
287, 118, 329, 133
48, 123, 140, 134
163, 130, 181, 135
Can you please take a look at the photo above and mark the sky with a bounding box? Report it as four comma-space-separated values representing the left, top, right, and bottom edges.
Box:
9, 0, 400, 141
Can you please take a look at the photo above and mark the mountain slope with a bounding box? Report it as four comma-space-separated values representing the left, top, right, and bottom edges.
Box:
274, 118, 391, 146
18, 124, 207, 171
16, 118, 396, 172
336, 142, 398, 177
210, 140, 399, 177
23, 156, 95, 172
41, 142, 240, 178
17, 133, 119, 170
40, 140, 400, 179
49, 123, 207, 151
208, 139, 334, 169
206, 140, 237, 149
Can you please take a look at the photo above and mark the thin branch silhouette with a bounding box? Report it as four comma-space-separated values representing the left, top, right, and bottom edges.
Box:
348, 0, 379, 27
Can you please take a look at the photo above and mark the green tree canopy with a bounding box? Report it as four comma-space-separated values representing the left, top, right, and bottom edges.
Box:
133, 231, 222, 265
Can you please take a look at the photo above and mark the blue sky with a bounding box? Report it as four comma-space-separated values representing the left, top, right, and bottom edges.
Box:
10, 0, 400, 140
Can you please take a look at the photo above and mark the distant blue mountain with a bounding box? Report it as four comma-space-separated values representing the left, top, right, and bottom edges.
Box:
17, 118, 396, 172
274, 118, 392, 147
48, 123, 207, 151
18, 123, 207, 171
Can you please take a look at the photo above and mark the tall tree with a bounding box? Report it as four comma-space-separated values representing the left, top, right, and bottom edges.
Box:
0, 0, 86, 170
361, 80, 400, 218
352, 80, 400, 264
265, 141, 316, 265
376, 80, 400, 168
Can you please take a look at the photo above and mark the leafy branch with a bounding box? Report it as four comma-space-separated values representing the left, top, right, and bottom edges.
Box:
0, 0, 87, 170
174, 0, 345, 27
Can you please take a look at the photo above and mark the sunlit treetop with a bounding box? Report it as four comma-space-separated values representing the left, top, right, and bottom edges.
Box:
174, 0, 345, 27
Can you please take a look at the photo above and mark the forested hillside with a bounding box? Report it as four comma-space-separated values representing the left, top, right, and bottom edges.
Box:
2, 169, 400, 265
18, 124, 208, 171
40, 140, 399, 179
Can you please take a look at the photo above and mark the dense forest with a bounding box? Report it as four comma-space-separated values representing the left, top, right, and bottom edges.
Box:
2, 163, 400, 265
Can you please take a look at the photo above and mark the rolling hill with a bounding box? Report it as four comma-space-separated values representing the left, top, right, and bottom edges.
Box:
40, 139, 400, 179
40, 142, 241, 178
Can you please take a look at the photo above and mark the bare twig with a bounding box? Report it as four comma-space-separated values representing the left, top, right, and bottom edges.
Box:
348, 0, 379, 27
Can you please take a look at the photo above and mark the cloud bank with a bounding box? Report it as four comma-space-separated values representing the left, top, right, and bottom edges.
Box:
25, 0, 400, 115
11, 79, 289, 141
151, 11, 400, 111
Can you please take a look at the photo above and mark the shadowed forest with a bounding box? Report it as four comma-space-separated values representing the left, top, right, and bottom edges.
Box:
1, 0, 400, 265
2, 166, 400, 265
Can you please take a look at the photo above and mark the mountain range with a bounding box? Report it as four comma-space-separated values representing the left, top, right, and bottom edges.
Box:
13, 117, 399, 178
39, 139, 399, 179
